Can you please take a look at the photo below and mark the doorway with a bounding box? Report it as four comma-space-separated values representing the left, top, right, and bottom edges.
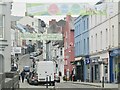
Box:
0, 54, 4, 73
91, 66, 94, 82
76, 66, 81, 81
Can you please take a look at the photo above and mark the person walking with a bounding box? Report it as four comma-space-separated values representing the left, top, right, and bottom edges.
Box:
21, 70, 25, 83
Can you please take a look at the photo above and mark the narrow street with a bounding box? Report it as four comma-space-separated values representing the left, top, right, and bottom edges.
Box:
0, 0, 120, 90
18, 54, 99, 89
18, 54, 31, 72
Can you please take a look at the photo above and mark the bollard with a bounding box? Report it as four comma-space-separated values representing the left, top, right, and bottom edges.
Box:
49, 76, 51, 86
46, 76, 48, 88
102, 76, 104, 88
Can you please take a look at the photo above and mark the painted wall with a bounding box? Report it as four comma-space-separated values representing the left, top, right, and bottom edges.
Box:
0, 2, 12, 72
64, 15, 75, 75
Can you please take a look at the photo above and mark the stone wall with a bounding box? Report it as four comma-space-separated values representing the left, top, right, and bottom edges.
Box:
0, 73, 5, 90
0, 72, 19, 90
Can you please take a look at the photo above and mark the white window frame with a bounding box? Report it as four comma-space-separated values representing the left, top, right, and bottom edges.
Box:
100, 31, 102, 50
95, 34, 97, 51
0, 15, 5, 40
106, 29, 108, 47
112, 25, 114, 47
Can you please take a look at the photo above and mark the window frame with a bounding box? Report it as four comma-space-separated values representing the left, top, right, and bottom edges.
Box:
0, 15, 5, 40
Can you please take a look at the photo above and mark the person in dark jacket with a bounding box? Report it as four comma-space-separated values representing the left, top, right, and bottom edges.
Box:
117, 71, 120, 83
21, 70, 25, 83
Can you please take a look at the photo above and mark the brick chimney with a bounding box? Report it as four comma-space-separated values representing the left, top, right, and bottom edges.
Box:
49, 19, 56, 25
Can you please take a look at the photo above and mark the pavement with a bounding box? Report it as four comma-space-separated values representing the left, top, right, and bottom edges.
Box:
72, 81, 119, 88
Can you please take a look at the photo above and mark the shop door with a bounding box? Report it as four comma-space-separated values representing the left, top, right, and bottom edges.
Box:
91, 67, 94, 82
118, 63, 120, 83
76, 66, 81, 80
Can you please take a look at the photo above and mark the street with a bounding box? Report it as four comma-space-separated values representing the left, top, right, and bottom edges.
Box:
0, 1, 120, 90
19, 79, 97, 88
18, 54, 99, 89
18, 54, 31, 72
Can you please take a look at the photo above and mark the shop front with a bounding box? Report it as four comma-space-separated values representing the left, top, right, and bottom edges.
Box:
109, 48, 120, 83
98, 58, 108, 83
71, 57, 84, 82
84, 57, 90, 82
90, 57, 100, 83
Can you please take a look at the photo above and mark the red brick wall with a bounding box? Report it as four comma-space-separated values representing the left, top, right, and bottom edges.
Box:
64, 15, 75, 75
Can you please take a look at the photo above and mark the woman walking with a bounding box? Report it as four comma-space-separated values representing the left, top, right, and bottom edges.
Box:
21, 70, 25, 83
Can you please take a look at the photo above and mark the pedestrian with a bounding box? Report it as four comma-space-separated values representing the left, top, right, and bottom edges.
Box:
21, 70, 25, 83
117, 71, 120, 83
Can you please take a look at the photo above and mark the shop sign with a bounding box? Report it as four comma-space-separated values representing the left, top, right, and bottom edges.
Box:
13, 47, 21, 54
77, 62, 81, 66
85, 58, 90, 64
90, 57, 99, 63
110, 49, 120, 56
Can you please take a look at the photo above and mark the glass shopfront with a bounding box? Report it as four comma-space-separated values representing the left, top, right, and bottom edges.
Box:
109, 49, 120, 83
113, 56, 120, 83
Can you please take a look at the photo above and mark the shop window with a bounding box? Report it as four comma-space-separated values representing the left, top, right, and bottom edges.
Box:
95, 65, 99, 80
60, 48, 62, 56
105, 66, 108, 73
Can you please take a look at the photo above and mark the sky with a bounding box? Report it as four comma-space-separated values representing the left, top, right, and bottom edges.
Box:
12, 0, 100, 3
11, 0, 100, 24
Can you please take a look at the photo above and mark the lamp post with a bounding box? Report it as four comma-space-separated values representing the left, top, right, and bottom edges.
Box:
101, 59, 104, 88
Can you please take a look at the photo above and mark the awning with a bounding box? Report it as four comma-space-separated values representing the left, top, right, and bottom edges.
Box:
75, 57, 82, 61
70, 57, 83, 65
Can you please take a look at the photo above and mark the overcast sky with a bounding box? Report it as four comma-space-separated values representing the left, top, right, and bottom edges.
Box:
12, 0, 100, 3
11, 0, 100, 24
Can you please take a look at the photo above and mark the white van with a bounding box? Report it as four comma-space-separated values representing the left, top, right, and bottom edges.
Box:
36, 61, 55, 86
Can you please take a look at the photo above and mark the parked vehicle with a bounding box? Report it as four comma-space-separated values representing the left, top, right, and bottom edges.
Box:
30, 55, 34, 59
29, 52, 39, 59
27, 72, 38, 85
36, 61, 55, 86
23, 66, 30, 72
11, 63, 18, 71
33, 57, 39, 62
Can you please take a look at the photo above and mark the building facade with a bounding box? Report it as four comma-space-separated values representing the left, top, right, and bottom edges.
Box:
64, 15, 75, 80
74, 1, 120, 83
0, 2, 12, 73
89, 1, 119, 83
74, 15, 89, 82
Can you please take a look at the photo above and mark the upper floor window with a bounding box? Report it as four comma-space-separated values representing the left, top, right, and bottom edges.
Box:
100, 31, 102, 49
95, 34, 97, 51
84, 39, 86, 53
0, 15, 4, 39
106, 29, 108, 47
66, 32, 67, 38
112, 25, 114, 46
95, 15, 97, 25
79, 24, 80, 34
87, 37, 89, 51
60, 48, 62, 56
91, 15, 92, 27
84, 20, 85, 31
87, 18, 89, 29
91, 36, 93, 52
32, 22, 34, 26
